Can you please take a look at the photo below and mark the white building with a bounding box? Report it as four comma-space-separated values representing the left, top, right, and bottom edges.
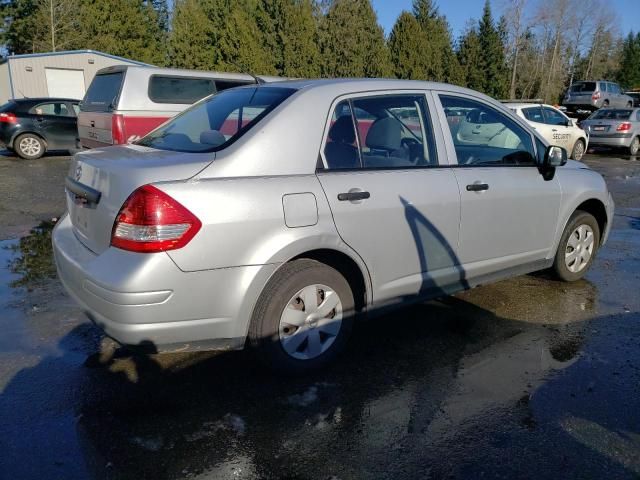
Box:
0, 49, 151, 104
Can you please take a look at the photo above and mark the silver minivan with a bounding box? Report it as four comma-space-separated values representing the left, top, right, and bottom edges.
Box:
54, 79, 614, 372
563, 80, 634, 112
78, 65, 279, 149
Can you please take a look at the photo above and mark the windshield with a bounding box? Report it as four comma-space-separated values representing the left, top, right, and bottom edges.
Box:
570, 82, 596, 93
590, 109, 632, 120
136, 87, 295, 153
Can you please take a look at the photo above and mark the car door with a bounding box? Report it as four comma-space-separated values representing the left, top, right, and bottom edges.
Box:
28, 102, 77, 149
521, 105, 552, 138
317, 92, 463, 306
542, 106, 572, 151
434, 93, 561, 280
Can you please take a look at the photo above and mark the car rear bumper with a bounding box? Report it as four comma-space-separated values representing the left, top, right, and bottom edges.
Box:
588, 134, 634, 148
52, 214, 276, 351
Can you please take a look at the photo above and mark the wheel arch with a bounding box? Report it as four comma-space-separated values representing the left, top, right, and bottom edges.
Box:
11, 130, 47, 150
574, 198, 608, 245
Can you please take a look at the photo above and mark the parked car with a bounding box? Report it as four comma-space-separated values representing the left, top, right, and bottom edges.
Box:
625, 90, 640, 107
563, 80, 633, 112
580, 108, 640, 155
53, 79, 613, 373
505, 103, 588, 160
77, 65, 281, 149
0, 97, 80, 159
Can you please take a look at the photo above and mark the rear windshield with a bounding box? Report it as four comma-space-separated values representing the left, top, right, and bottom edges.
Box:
590, 109, 632, 120
570, 82, 596, 93
81, 72, 124, 112
136, 86, 295, 153
0, 101, 17, 113
148, 75, 217, 104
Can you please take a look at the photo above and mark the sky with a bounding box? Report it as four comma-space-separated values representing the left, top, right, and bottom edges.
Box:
371, 0, 639, 40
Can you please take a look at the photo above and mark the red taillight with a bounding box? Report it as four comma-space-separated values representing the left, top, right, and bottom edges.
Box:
112, 114, 126, 144
591, 92, 601, 101
0, 112, 17, 123
111, 185, 201, 253
617, 122, 632, 132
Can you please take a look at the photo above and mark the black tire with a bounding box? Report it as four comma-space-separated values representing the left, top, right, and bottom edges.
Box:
629, 136, 640, 156
627, 101, 633, 108
249, 259, 354, 374
553, 210, 600, 282
15, 133, 45, 159
571, 138, 586, 161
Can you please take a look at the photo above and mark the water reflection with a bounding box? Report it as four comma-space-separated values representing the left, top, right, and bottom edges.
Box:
5, 220, 57, 288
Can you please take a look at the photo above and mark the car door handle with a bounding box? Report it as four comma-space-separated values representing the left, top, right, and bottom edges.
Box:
338, 191, 370, 201
466, 183, 489, 192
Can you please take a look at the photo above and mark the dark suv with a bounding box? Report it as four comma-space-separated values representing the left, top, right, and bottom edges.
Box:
0, 98, 80, 159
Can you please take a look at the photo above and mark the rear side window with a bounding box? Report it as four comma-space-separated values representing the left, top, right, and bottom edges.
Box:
136, 86, 295, 153
82, 72, 124, 111
522, 106, 544, 123
30, 102, 73, 117
570, 82, 596, 93
148, 75, 217, 104
323, 94, 437, 169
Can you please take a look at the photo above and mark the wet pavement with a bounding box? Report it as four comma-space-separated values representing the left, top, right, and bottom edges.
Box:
0, 152, 639, 479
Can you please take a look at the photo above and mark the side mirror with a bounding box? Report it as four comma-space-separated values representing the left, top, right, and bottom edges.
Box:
545, 145, 568, 167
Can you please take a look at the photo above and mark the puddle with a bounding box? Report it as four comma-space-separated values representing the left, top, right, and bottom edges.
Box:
4, 220, 57, 288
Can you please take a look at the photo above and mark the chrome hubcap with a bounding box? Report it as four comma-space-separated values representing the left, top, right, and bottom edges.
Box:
573, 141, 584, 160
19, 137, 41, 157
279, 284, 342, 360
565, 224, 594, 273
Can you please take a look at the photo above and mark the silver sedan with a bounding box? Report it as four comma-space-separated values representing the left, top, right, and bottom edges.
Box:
53, 79, 614, 372
581, 108, 640, 155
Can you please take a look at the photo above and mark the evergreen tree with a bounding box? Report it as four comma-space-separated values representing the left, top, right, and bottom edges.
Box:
388, 11, 429, 80
457, 23, 484, 91
412, 0, 459, 83
0, 0, 39, 54
169, 0, 222, 70
477, 0, 508, 98
256, 0, 321, 77
318, 0, 392, 78
617, 32, 640, 89
77, 0, 165, 65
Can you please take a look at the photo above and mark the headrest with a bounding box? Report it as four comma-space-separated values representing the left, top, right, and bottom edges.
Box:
366, 117, 402, 151
328, 115, 356, 144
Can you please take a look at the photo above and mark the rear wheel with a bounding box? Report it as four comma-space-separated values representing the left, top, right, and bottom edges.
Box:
553, 211, 600, 282
249, 259, 354, 373
571, 139, 586, 161
15, 133, 45, 159
627, 101, 633, 108
629, 136, 640, 156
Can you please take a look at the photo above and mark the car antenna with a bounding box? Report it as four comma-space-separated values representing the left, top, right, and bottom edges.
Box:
230, 61, 264, 85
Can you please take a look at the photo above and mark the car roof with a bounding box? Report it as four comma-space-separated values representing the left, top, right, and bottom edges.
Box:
246, 77, 499, 101
503, 102, 556, 110
11, 97, 80, 103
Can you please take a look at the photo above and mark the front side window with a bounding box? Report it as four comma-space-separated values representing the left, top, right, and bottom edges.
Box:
439, 95, 535, 166
148, 76, 217, 104
323, 94, 437, 170
522, 106, 544, 123
136, 86, 295, 153
30, 102, 72, 117
543, 107, 568, 126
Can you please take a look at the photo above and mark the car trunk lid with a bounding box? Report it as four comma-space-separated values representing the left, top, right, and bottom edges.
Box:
66, 144, 214, 255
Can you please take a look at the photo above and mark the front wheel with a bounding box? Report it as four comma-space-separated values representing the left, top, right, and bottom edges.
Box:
249, 259, 354, 373
629, 136, 639, 156
15, 133, 45, 159
571, 139, 586, 161
553, 211, 600, 282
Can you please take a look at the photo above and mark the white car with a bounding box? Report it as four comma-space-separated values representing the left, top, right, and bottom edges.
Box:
506, 103, 588, 161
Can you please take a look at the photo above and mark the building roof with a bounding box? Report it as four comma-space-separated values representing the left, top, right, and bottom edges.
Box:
0, 49, 152, 67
